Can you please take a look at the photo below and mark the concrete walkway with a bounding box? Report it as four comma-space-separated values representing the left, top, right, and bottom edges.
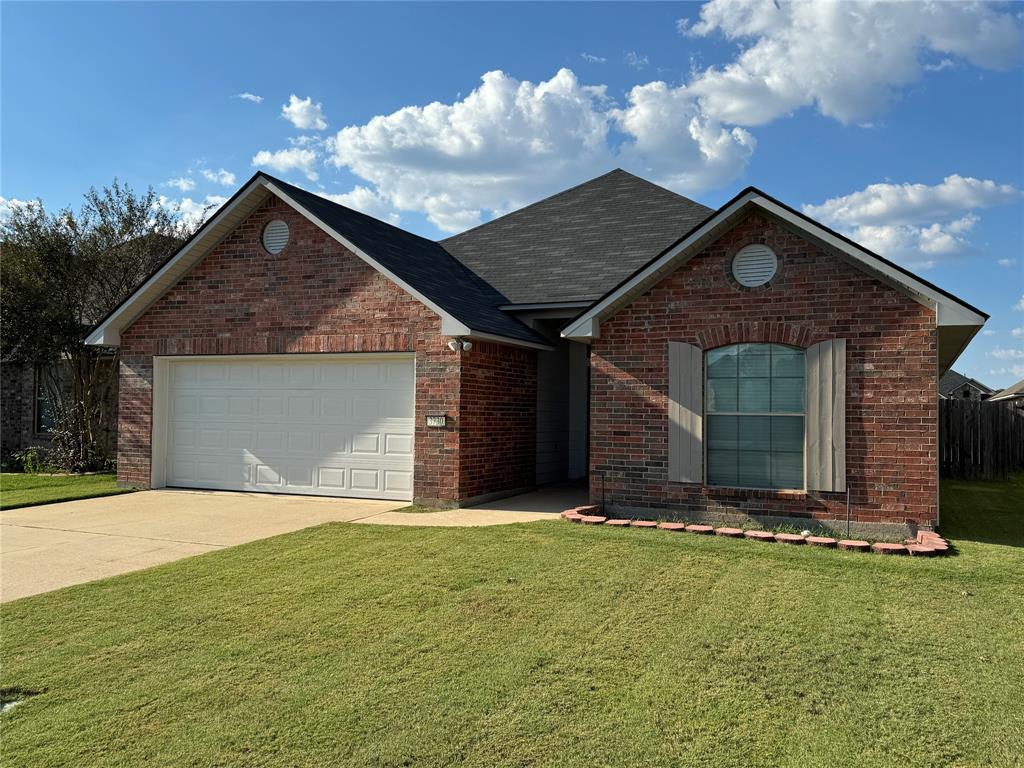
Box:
354, 485, 584, 527
1, 485, 584, 602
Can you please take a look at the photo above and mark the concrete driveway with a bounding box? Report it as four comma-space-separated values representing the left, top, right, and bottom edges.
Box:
0, 490, 404, 602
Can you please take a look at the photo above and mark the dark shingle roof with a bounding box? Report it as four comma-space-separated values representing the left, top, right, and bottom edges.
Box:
938, 369, 994, 397
441, 169, 714, 304
266, 176, 546, 346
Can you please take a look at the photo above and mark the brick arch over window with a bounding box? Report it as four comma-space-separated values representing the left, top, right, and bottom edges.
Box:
695, 321, 824, 352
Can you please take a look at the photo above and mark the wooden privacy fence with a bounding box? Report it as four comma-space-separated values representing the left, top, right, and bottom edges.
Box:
939, 399, 1024, 480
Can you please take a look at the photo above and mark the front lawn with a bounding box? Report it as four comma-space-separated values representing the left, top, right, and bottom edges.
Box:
0, 472, 133, 510
2, 478, 1022, 767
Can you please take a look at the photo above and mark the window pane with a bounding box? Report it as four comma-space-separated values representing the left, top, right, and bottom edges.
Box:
772, 452, 804, 489
738, 416, 771, 451
772, 416, 804, 453
706, 415, 738, 450
738, 378, 771, 412
707, 450, 738, 486
706, 347, 737, 378
737, 451, 771, 487
772, 377, 805, 412
738, 350, 770, 377
772, 348, 805, 378
706, 379, 737, 412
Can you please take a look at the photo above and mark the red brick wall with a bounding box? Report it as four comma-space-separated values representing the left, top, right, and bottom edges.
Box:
590, 211, 938, 528
459, 341, 537, 500
118, 194, 535, 505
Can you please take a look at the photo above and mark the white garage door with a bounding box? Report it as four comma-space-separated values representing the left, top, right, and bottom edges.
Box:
163, 356, 415, 500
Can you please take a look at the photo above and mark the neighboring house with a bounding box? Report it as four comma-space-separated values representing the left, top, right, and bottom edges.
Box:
988, 379, 1024, 406
0, 358, 119, 459
86, 170, 987, 535
938, 369, 994, 400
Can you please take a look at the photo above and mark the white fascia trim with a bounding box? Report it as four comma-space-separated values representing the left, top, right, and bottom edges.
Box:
85, 176, 269, 346
562, 191, 987, 340
751, 196, 987, 327
264, 181, 472, 337
466, 330, 555, 351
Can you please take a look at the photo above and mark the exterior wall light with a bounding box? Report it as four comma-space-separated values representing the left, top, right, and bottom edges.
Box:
447, 338, 473, 353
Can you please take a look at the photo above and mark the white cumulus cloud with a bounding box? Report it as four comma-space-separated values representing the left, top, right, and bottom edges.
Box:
581, 53, 607, 64
327, 68, 753, 232
684, 0, 1023, 125
200, 168, 236, 186
234, 92, 264, 104
164, 177, 195, 192
991, 347, 1024, 360
0, 196, 38, 222
803, 176, 1020, 267
624, 51, 649, 70
1012, 327, 1024, 338
282, 94, 328, 131
999, 258, 1018, 268
323, 186, 401, 225
251, 147, 320, 181
157, 195, 228, 227
1016, 295, 1024, 312
989, 365, 1024, 378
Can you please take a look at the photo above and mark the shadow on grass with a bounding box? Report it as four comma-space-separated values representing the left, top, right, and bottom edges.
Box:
941, 473, 1024, 548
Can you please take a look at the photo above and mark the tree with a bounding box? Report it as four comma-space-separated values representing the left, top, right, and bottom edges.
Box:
1, 181, 199, 470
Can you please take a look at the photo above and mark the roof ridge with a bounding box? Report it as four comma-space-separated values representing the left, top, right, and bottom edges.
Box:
439, 168, 703, 244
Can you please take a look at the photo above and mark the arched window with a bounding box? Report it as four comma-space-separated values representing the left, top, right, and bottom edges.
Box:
705, 343, 805, 489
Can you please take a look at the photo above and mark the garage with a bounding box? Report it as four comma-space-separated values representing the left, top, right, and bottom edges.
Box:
155, 355, 415, 500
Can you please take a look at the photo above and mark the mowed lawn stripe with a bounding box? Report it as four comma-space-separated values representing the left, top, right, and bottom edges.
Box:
2, 478, 1023, 767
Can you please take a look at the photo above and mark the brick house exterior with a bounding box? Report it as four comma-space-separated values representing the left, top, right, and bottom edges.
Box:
589, 212, 938, 530
1, 360, 118, 461
87, 170, 986, 531
117, 195, 536, 506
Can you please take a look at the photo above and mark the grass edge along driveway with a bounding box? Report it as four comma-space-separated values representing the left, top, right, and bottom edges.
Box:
0, 473, 133, 510
2, 475, 1022, 767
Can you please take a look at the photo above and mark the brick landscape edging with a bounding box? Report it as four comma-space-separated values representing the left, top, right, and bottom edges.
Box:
559, 507, 952, 557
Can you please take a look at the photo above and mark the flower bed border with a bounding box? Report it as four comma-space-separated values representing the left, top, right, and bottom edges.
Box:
559, 506, 951, 557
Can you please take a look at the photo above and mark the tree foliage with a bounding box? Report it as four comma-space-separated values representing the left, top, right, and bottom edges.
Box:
1, 181, 198, 470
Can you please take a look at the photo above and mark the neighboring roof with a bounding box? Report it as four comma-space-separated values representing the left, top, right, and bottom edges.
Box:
939, 370, 995, 397
441, 169, 713, 304
86, 173, 549, 349
562, 186, 988, 375
988, 379, 1024, 402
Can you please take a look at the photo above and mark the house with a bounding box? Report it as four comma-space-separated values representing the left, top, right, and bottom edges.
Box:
988, 379, 1024, 406
938, 369, 994, 401
85, 169, 987, 536
0, 357, 118, 460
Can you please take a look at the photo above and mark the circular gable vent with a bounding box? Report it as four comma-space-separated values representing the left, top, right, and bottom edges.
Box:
262, 219, 289, 254
732, 244, 777, 287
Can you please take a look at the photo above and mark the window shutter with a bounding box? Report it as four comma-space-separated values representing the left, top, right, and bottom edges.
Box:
805, 339, 846, 492
668, 341, 703, 483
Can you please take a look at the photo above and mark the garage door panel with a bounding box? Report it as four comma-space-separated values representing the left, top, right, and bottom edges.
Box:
164, 357, 414, 501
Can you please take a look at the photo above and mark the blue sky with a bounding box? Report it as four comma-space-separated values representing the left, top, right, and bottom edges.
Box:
3, 1, 1023, 387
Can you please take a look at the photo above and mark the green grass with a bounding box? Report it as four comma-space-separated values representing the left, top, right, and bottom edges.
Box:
0, 472, 133, 510
387, 503, 447, 514
2, 478, 1022, 766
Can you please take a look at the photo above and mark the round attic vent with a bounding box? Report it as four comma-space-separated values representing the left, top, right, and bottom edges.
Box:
732, 244, 777, 287
262, 219, 289, 254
